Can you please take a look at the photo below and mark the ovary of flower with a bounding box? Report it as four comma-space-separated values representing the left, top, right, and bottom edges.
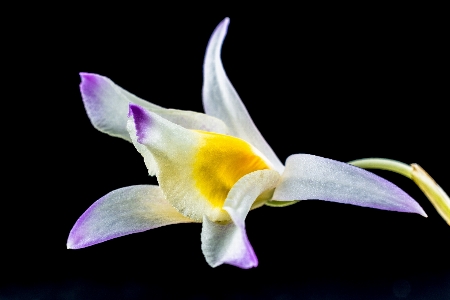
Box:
67, 18, 427, 269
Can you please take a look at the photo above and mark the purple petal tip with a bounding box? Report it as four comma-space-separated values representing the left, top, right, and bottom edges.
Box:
79, 73, 103, 107
66, 200, 128, 250
216, 17, 230, 33
67, 204, 97, 249
128, 104, 152, 143
79, 72, 100, 87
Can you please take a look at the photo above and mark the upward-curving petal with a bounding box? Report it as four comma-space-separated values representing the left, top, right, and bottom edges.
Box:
67, 185, 193, 249
80, 73, 228, 142
201, 169, 280, 268
202, 18, 284, 173
272, 154, 427, 216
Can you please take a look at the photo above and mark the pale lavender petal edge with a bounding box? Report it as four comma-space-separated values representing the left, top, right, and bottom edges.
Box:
67, 198, 150, 249
67, 185, 192, 249
273, 154, 427, 217
67, 193, 147, 249
79, 72, 132, 140
79, 73, 104, 121
201, 216, 258, 269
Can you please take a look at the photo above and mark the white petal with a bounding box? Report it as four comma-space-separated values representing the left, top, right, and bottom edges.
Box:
223, 169, 280, 228
67, 185, 193, 249
202, 18, 284, 173
80, 73, 228, 142
201, 217, 256, 269
272, 154, 427, 216
201, 170, 280, 268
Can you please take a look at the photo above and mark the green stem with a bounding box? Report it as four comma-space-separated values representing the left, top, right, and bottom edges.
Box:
348, 158, 413, 179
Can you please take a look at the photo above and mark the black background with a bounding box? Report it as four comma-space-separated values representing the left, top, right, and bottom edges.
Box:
4, 4, 449, 300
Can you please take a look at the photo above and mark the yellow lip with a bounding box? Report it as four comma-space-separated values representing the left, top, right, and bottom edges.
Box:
193, 130, 270, 209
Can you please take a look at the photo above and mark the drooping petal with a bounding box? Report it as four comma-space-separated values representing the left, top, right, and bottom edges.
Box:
127, 104, 272, 222
201, 217, 255, 269
80, 73, 228, 142
201, 170, 280, 268
272, 154, 427, 216
202, 18, 284, 173
67, 185, 193, 249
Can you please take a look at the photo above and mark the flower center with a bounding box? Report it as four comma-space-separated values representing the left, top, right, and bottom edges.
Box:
193, 131, 270, 208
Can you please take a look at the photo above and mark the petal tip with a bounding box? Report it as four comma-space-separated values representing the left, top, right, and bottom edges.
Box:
128, 103, 148, 121
216, 17, 230, 35
66, 223, 86, 250
403, 201, 428, 218
128, 104, 152, 143
241, 256, 258, 269
79, 71, 94, 78
66, 241, 74, 250
220, 17, 230, 27
402, 195, 428, 218
417, 207, 428, 218
79, 72, 100, 90
66, 234, 80, 250
208, 18, 230, 49
79, 73, 105, 109
66, 207, 98, 250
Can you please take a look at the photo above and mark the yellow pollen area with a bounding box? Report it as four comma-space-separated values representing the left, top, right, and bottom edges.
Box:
193, 131, 270, 208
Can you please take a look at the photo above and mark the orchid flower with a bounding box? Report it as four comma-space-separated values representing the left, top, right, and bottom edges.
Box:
67, 18, 430, 269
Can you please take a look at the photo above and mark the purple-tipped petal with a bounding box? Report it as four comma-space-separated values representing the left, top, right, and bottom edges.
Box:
202, 18, 284, 173
201, 216, 257, 269
80, 73, 228, 142
126, 104, 159, 176
67, 185, 193, 249
80, 73, 134, 141
272, 154, 427, 216
201, 170, 280, 268
128, 104, 153, 144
